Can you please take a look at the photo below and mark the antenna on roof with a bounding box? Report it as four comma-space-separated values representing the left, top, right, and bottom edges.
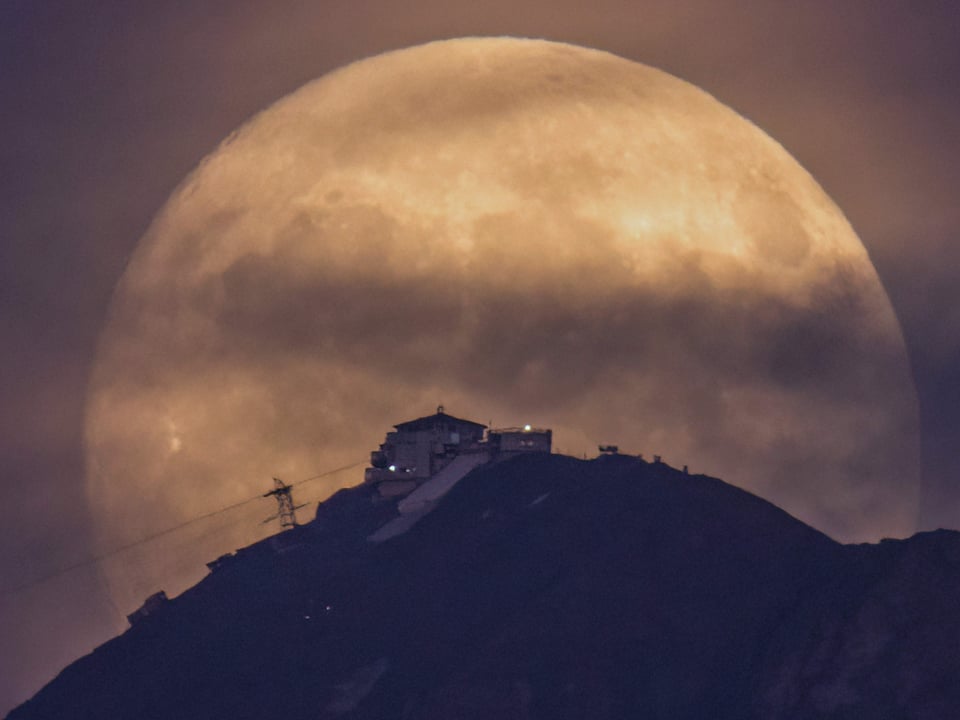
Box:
262, 477, 306, 529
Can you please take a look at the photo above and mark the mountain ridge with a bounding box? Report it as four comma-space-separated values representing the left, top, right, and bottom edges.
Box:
9, 454, 958, 719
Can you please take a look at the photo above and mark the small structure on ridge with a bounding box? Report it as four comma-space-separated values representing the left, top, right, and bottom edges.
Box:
127, 590, 169, 626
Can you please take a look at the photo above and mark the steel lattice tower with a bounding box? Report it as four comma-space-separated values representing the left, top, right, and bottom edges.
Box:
263, 477, 300, 529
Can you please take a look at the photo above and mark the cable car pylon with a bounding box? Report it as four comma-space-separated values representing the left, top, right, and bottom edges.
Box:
262, 477, 306, 529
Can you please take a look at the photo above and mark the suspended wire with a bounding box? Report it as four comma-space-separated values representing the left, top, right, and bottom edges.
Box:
1, 460, 364, 600
288, 461, 365, 488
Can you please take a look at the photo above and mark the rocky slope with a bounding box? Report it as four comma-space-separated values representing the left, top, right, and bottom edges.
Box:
9, 454, 959, 719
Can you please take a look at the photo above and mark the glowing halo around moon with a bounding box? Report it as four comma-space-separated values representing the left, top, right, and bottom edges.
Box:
86, 37, 919, 608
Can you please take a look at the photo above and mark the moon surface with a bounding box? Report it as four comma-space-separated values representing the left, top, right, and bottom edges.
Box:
86, 38, 918, 608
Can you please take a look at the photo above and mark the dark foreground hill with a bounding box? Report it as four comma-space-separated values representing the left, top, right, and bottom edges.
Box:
9, 454, 960, 719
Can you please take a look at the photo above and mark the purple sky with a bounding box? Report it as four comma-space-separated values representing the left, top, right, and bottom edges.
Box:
1, 1, 958, 713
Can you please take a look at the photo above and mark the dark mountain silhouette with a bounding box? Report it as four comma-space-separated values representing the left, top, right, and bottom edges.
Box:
9, 454, 959, 719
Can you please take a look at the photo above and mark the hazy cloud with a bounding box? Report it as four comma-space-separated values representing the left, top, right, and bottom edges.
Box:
2, 3, 957, 714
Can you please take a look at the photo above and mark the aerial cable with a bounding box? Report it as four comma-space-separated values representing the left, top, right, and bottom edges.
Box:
1, 460, 364, 599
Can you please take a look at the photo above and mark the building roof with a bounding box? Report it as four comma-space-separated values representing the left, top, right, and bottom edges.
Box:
394, 406, 487, 432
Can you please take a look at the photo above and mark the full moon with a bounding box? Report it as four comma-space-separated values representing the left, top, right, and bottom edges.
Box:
86, 38, 919, 609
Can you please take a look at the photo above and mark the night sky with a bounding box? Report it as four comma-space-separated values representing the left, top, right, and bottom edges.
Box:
1, 2, 958, 714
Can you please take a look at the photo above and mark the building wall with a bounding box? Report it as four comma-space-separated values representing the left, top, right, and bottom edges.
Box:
365, 416, 550, 488
377, 422, 486, 481
494, 429, 552, 455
